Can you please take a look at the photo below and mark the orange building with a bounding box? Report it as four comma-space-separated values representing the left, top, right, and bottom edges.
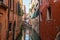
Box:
0, 0, 22, 40
39, 0, 60, 40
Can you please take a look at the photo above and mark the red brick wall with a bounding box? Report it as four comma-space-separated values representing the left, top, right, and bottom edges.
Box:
0, 7, 8, 40
0, 0, 21, 40
9, 0, 21, 40
40, 0, 60, 40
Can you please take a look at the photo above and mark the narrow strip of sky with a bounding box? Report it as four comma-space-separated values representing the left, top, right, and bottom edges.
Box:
23, 0, 31, 13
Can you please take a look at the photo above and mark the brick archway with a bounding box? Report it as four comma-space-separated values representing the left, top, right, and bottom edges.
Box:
55, 32, 60, 40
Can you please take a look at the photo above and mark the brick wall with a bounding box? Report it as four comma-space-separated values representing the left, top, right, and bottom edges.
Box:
39, 0, 60, 40
0, 0, 22, 40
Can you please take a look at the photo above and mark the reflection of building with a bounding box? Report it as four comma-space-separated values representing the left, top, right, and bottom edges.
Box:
29, 0, 39, 34
39, 0, 60, 40
0, 0, 22, 40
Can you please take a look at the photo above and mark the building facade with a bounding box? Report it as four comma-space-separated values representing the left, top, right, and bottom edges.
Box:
0, 0, 22, 40
29, 0, 39, 34
39, 0, 60, 40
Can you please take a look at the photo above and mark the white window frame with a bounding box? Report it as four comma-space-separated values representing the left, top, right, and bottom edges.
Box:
46, 9, 52, 20
40, 0, 42, 5
40, 12, 42, 22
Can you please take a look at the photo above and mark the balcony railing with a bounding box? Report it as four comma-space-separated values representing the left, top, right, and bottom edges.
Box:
0, 0, 8, 10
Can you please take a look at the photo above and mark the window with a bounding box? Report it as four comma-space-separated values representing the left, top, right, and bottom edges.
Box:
36, 3, 39, 10
0, 0, 3, 4
0, 13, 3, 17
9, 0, 13, 9
16, 2, 21, 16
40, 12, 42, 21
9, 23, 12, 31
0, 0, 6, 6
55, 34, 60, 40
40, 0, 42, 5
0, 0, 6, 4
36, 3, 38, 7
47, 6, 52, 20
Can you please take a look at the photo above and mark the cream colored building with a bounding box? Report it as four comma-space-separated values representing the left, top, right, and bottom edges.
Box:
29, 0, 39, 34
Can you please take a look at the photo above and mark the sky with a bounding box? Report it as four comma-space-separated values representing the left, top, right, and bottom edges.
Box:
23, 0, 31, 13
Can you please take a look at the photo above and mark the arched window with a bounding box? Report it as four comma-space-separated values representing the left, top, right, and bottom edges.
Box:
57, 35, 60, 40
40, 12, 42, 22
46, 6, 52, 20
55, 32, 60, 40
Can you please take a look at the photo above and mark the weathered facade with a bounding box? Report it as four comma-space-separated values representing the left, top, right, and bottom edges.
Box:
39, 0, 60, 40
29, 0, 39, 34
0, 0, 22, 40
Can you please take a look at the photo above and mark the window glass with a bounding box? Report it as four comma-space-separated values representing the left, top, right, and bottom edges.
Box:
40, 0, 42, 5
16, 2, 21, 16
47, 7, 51, 20
40, 12, 42, 21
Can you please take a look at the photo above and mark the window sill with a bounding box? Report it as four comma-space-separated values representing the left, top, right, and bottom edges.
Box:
46, 19, 53, 23
46, 19, 53, 21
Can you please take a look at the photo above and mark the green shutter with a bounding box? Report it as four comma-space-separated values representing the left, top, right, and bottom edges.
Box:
30, 9, 39, 19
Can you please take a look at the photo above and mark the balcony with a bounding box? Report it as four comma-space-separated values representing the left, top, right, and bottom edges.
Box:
0, 1, 8, 10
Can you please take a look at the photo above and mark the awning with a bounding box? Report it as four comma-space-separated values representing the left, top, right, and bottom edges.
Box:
30, 9, 39, 19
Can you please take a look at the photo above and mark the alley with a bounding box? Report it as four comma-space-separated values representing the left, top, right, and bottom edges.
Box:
16, 22, 40, 40
21, 25, 40, 40
0, 0, 60, 40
